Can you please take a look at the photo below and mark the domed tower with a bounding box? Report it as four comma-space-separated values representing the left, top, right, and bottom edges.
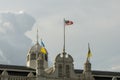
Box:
54, 51, 77, 79
26, 29, 48, 69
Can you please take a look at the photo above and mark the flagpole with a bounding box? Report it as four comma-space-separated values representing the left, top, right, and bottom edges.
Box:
37, 28, 39, 44
62, 19, 73, 80
63, 18, 65, 52
63, 18, 66, 80
87, 43, 91, 61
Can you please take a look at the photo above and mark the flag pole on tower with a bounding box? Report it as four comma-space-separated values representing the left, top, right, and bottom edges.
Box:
63, 18, 73, 52
63, 18, 65, 52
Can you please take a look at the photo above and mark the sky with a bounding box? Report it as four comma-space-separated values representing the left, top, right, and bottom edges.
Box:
0, 0, 120, 72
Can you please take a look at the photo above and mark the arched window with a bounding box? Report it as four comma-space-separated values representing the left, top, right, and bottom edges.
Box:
66, 65, 70, 78
30, 54, 36, 60
58, 64, 62, 77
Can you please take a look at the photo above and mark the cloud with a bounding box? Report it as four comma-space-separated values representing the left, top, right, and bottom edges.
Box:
0, 12, 35, 65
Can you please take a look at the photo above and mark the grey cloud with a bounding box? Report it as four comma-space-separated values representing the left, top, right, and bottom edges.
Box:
0, 12, 35, 65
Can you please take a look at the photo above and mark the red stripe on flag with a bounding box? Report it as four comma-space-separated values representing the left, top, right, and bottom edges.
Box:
65, 20, 73, 25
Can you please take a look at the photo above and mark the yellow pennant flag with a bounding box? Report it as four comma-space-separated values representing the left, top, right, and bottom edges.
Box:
40, 47, 47, 54
87, 43, 92, 58
87, 48, 92, 58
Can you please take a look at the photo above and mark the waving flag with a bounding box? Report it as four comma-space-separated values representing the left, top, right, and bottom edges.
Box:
87, 43, 92, 58
40, 47, 47, 54
41, 39, 45, 47
64, 20, 73, 25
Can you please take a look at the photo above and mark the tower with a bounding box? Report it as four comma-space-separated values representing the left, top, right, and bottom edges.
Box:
26, 29, 48, 69
54, 51, 78, 79
84, 58, 91, 72
81, 59, 95, 80
81, 44, 95, 80
36, 54, 46, 80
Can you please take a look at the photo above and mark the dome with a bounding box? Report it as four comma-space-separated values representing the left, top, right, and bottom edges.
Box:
67, 54, 74, 62
28, 42, 42, 54
55, 52, 74, 62
55, 53, 62, 62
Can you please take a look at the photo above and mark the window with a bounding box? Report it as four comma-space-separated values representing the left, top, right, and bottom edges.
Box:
30, 54, 36, 60
58, 64, 62, 77
66, 65, 70, 78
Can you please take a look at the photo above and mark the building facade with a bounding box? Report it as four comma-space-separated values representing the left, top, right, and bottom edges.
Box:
0, 40, 120, 80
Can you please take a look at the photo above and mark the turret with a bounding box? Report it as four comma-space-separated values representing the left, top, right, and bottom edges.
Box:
54, 51, 78, 79
36, 54, 47, 80
81, 43, 95, 80
83, 43, 92, 73
36, 54, 44, 77
26, 29, 48, 69
84, 59, 91, 72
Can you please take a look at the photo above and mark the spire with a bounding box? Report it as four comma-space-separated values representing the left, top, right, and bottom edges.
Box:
83, 44, 92, 72
37, 28, 39, 44
36, 28, 40, 59
82, 43, 95, 80
84, 43, 92, 72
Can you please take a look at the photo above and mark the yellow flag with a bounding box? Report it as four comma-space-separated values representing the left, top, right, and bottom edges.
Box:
87, 43, 92, 58
87, 48, 92, 58
40, 47, 47, 54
